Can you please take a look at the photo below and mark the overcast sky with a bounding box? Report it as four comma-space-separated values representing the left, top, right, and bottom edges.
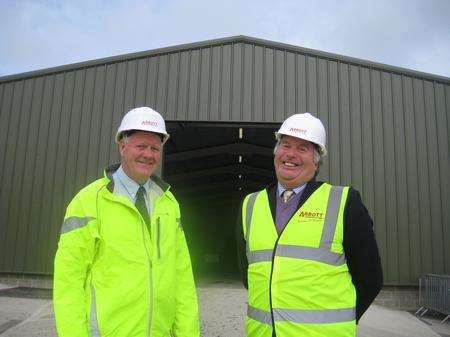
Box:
1, 0, 449, 78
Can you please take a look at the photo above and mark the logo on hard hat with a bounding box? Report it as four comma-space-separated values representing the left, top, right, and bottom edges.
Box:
289, 127, 307, 134
142, 120, 158, 126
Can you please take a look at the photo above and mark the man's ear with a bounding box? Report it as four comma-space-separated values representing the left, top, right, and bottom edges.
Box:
118, 140, 125, 156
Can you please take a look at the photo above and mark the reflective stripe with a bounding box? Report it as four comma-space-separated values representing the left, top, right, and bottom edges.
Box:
276, 244, 346, 266
320, 186, 344, 249
273, 307, 355, 324
248, 305, 355, 325
61, 216, 95, 233
245, 192, 259, 253
90, 284, 100, 337
248, 305, 272, 324
248, 249, 273, 264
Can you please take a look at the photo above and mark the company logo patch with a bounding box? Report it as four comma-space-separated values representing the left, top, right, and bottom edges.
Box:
142, 120, 158, 126
289, 127, 307, 134
299, 211, 324, 220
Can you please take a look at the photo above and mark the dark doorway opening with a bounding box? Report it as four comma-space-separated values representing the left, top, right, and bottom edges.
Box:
164, 122, 278, 281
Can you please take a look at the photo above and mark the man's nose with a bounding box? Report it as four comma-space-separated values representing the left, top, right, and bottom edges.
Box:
141, 148, 153, 158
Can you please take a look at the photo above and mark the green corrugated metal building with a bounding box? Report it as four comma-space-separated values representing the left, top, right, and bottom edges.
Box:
0, 36, 449, 286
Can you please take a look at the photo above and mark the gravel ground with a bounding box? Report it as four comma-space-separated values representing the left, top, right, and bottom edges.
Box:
198, 282, 246, 337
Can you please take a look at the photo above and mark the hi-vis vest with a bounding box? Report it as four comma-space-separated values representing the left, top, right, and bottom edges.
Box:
242, 183, 356, 337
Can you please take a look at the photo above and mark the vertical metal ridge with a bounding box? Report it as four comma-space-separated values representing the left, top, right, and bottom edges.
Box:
239, 43, 244, 121
132, 59, 139, 106
420, 78, 433, 273
428, 81, 445, 273
164, 54, 170, 115
412, 75, 426, 278
388, 72, 396, 283
250, 44, 255, 121
174, 52, 181, 118
229, 43, 234, 121
62, 70, 78, 216
326, 60, 331, 180
18, 77, 36, 271
337, 61, 342, 184
315, 56, 319, 116
272, 48, 276, 121
395, 75, 412, 282
29, 75, 47, 271
262, 47, 266, 121
283, 50, 286, 118
44, 73, 66, 272
294, 52, 298, 113
143, 58, 149, 107
154, 56, 160, 111
207, 46, 213, 121
36, 74, 56, 272
218, 45, 223, 121
185, 50, 192, 120
106, 63, 118, 164
0, 83, 9, 268
196, 48, 202, 120
435, 80, 446, 273
46, 73, 66, 271
444, 84, 450, 273
97, 65, 108, 171
378, 71, 389, 280
74, 69, 87, 188
305, 54, 309, 111
0, 83, 14, 192
357, 66, 364, 196
347, 65, 352, 183
85, 68, 98, 182
8, 80, 26, 271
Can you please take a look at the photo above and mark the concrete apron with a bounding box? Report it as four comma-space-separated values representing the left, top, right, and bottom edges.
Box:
0, 283, 446, 337
358, 305, 441, 337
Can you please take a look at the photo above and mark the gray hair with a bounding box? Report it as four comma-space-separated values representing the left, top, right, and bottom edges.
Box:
273, 138, 323, 168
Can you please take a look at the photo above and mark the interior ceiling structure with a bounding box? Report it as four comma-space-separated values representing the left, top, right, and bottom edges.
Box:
164, 122, 278, 203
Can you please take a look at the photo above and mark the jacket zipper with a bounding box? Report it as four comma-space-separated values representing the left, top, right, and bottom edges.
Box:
141, 214, 153, 337
268, 236, 279, 337
157, 217, 161, 259
267, 184, 319, 337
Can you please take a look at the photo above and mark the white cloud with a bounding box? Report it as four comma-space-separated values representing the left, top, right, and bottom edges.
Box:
0, 0, 449, 77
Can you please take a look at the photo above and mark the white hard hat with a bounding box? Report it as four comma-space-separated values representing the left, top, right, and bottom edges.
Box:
116, 107, 170, 144
275, 113, 327, 156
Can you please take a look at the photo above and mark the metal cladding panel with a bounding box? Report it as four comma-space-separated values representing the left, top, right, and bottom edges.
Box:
0, 36, 449, 284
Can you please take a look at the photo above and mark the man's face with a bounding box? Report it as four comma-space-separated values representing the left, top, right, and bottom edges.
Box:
119, 131, 162, 184
274, 135, 318, 189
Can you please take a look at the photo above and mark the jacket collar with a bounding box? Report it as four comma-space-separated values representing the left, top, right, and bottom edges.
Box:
104, 163, 170, 193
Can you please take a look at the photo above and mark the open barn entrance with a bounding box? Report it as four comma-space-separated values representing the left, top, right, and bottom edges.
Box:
164, 122, 278, 281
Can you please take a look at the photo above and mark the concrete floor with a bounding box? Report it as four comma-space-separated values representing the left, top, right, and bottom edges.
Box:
1, 281, 449, 337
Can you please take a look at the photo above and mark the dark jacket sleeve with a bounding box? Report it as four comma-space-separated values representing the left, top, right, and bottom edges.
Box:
236, 197, 249, 289
343, 188, 383, 322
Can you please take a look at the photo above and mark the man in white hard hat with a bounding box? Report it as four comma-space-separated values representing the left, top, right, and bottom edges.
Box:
237, 113, 383, 337
54, 107, 200, 337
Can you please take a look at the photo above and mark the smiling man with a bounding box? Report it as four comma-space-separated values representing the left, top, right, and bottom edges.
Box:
53, 107, 199, 337
237, 113, 383, 337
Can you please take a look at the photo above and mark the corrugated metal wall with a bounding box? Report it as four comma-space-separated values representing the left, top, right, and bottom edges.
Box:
0, 37, 449, 284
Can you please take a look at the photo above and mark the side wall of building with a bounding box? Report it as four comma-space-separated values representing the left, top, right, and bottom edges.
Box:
0, 39, 449, 284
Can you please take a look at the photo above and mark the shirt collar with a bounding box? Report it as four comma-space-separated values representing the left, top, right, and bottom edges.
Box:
277, 182, 307, 197
115, 165, 150, 199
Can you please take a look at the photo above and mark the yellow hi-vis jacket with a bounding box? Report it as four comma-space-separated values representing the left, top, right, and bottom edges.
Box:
242, 183, 356, 337
54, 165, 199, 337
